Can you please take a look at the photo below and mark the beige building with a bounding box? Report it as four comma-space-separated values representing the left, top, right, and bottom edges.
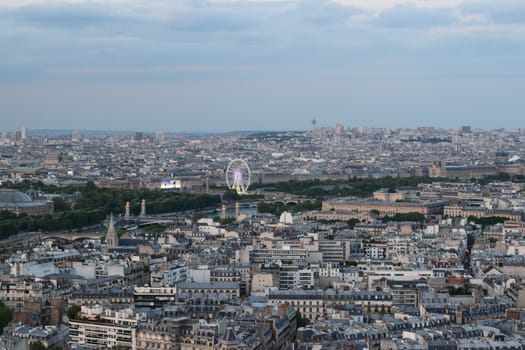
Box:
444, 205, 522, 220
180, 329, 215, 350
251, 272, 278, 293
321, 198, 445, 219
136, 317, 195, 350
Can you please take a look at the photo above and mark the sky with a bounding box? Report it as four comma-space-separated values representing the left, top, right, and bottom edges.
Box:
0, 0, 524, 133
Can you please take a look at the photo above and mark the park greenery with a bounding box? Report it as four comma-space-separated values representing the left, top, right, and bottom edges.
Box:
252, 176, 443, 198
253, 173, 525, 198
0, 180, 221, 238
1, 174, 521, 238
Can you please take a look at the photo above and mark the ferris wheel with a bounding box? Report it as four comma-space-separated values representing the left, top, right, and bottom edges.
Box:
225, 159, 251, 194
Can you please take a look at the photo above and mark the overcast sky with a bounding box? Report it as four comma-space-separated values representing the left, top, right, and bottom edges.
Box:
1, 0, 524, 132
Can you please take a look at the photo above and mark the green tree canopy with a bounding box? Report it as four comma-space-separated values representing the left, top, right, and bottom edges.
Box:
383, 212, 425, 223
66, 304, 81, 320
52, 197, 70, 212
296, 311, 311, 328
30, 341, 47, 350
0, 301, 12, 334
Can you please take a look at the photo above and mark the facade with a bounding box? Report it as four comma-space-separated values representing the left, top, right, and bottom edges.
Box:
68, 307, 140, 350
252, 248, 307, 265
177, 282, 240, 300
269, 290, 324, 320
134, 286, 177, 309
69, 318, 137, 349
321, 198, 445, 218
0, 278, 53, 311
251, 272, 278, 293
136, 317, 195, 350
269, 289, 393, 321
444, 204, 523, 220
150, 260, 188, 287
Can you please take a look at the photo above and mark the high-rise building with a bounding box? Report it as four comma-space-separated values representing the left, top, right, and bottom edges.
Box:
71, 130, 81, 142
20, 127, 27, 140
460, 125, 471, 133
12, 130, 21, 142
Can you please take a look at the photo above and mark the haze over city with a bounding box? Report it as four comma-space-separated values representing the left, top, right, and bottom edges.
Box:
1, 0, 524, 132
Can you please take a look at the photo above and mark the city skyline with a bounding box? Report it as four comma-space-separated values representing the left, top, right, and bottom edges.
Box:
1, 124, 524, 136
1, 0, 524, 132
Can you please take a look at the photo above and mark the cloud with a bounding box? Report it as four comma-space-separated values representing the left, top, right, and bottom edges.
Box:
46, 64, 270, 76
374, 4, 459, 28
288, 0, 363, 27
335, 0, 467, 11
0, 0, 523, 85
0, 0, 523, 132
2, 2, 140, 28
0, 0, 130, 7
461, 0, 525, 24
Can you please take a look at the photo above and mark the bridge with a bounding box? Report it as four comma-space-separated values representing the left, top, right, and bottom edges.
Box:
40, 232, 104, 242
262, 192, 304, 206
121, 217, 174, 226
39, 216, 175, 242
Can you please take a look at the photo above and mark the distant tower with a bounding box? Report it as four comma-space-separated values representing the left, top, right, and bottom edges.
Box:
12, 130, 21, 142
124, 201, 130, 219
222, 203, 226, 220
106, 213, 118, 247
155, 131, 164, 143
140, 199, 146, 217
311, 116, 317, 129
335, 123, 344, 135
21, 127, 27, 140
72, 130, 81, 142
235, 201, 239, 218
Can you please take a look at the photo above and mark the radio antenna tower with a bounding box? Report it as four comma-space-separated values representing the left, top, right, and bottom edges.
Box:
311, 116, 317, 129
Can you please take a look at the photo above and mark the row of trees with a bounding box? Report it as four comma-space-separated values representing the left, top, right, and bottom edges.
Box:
467, 216, 507, 228
0, 209, 105, 239
382, 212, 426, 223
254, 174, 525, 198
73, 182, 221, 216
257, 199, 322, 217
252, 176, 443, 198
0, 182, 222, 238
